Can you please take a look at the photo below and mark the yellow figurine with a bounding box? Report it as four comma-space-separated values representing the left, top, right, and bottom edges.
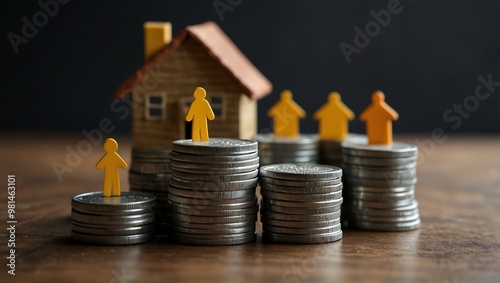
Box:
186, 87, 216, 142
268, 90, 306, 137
96, 138, 128, 197
360, 90, 399, 144
314, 92, 355, 141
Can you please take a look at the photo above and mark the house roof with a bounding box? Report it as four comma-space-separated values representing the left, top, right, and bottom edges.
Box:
115, 21, 272, 100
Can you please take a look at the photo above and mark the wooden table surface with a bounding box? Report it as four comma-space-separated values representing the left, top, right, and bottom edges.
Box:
0, 134, 499, 283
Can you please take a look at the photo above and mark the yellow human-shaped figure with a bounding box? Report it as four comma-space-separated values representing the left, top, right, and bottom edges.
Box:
268, 90, 306, 137
185, 87, 215, 142
314, 92, 355, 141
360, 91, 399, 144
95, 138, 128, 197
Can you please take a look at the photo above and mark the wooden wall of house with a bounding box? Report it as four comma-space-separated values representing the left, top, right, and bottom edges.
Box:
132, 37, 254, 149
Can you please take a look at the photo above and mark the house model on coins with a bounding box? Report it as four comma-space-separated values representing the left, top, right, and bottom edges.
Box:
115, 21, 273, 149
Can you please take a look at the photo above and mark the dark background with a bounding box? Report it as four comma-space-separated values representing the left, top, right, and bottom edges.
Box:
2, 0, 500, 135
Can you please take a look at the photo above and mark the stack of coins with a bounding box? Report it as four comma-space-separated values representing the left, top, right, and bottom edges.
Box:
341, 141, 420, 231
168, 138, 259, 245
259, 164, 343, 244
319, 133, 367, 167
71, 191, 156, 245
253, 134, 319, 166
128, 147, 171, 234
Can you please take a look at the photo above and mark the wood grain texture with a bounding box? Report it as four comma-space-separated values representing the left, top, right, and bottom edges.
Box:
0, 134, 499, 283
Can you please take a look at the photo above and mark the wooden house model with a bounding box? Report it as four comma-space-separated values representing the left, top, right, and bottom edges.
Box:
115, 21, 273, 149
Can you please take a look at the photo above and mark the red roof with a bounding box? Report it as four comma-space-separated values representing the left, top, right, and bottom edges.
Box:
115, 21, 272, 100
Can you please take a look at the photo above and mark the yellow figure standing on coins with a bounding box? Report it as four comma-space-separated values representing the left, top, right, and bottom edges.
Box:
96, 138, 128, 197
360, 91, 399, 145
268, 90, 306, 137
314, 92, 355, 141
186, 87, 215, 142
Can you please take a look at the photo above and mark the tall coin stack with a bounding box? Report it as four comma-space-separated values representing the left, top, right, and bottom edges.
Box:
259, 164, 343, 244
319, 134, 367, 167
128, 147, 172, 234
168, 138, 260, 245
71, 191, 157, 245
253, 134, 319, 166
341, 141, 421, 231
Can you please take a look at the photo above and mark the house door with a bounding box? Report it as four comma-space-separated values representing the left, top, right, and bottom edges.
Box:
179, 97, 193, 139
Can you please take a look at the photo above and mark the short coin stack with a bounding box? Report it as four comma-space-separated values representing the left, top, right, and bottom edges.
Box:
168, 138, 259, 245
253, 134, 319, 166
71, 191, 156, 245
341, 141, 421, 231
319, 133, 367, 167
128, 147, 171, 234
259, 164, 343, 244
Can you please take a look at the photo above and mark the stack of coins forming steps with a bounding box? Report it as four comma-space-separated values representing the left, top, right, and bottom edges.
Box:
128, 147, 171, 234
341, 141, 421, 231
319, 133, 367, 167
71, 191, 157, 245
253, 134, 319, 166
259, 164, 343, 244
167, 138, 259, 245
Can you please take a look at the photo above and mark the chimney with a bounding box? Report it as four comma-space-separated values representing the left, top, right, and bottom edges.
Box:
143, 22, 172, 61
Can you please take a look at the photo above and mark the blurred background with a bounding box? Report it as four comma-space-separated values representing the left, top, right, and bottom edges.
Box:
2, 0, 500, 135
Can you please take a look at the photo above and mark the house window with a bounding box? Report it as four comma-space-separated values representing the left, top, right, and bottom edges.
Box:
209, 94, 226, 120
145, 92, 167, 120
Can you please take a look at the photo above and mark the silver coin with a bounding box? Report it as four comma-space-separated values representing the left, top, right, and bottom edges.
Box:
171, 163, 260, 175
71, 231, 155, 245
132, 147, 171, 159
342, 155, 417, 167
261, 210, 341, 222
343, 165, 416, 180
128, 189, 169, 201
253, 133, 319, 150
263, 223, 341, 235
350, 199, 414, 209
71, 223, 155, 236
261, 202, 341, 215
72, 191, 156, 212
259, 156, 319, 165
261, 190, 342, 202
346, 177, 417, 187
170, 176, 257, 191
263, 230, 342, 244
169, 230, 255, 239
172, 233, 256, 245
172, 138, 258, 155
263, 197, 343, 208
349, 212, 420, 223
169, 219, 254, 230
71, 210, 155, 226
170, 157, 259, 169
263, 218, 341, 229
129, 171, 171, 182
168, 194, 256, 206
260, 164, 342, 181
130, 162, 171, 174
172, 169, 258, 182
349, 185, 415, 194
259, 176, 342, 188
168, 186, 255, 200
350, 200, 419, 217
169, 224, 255, 235
351, 218, 421, 231
349, 190, 415, 202
171, 151, 258, 163
260, 182, 342, 194
168, 204, 259, 217
168, 210, 257, 224
72, 206, 154, 216
341, 141, 418, 158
